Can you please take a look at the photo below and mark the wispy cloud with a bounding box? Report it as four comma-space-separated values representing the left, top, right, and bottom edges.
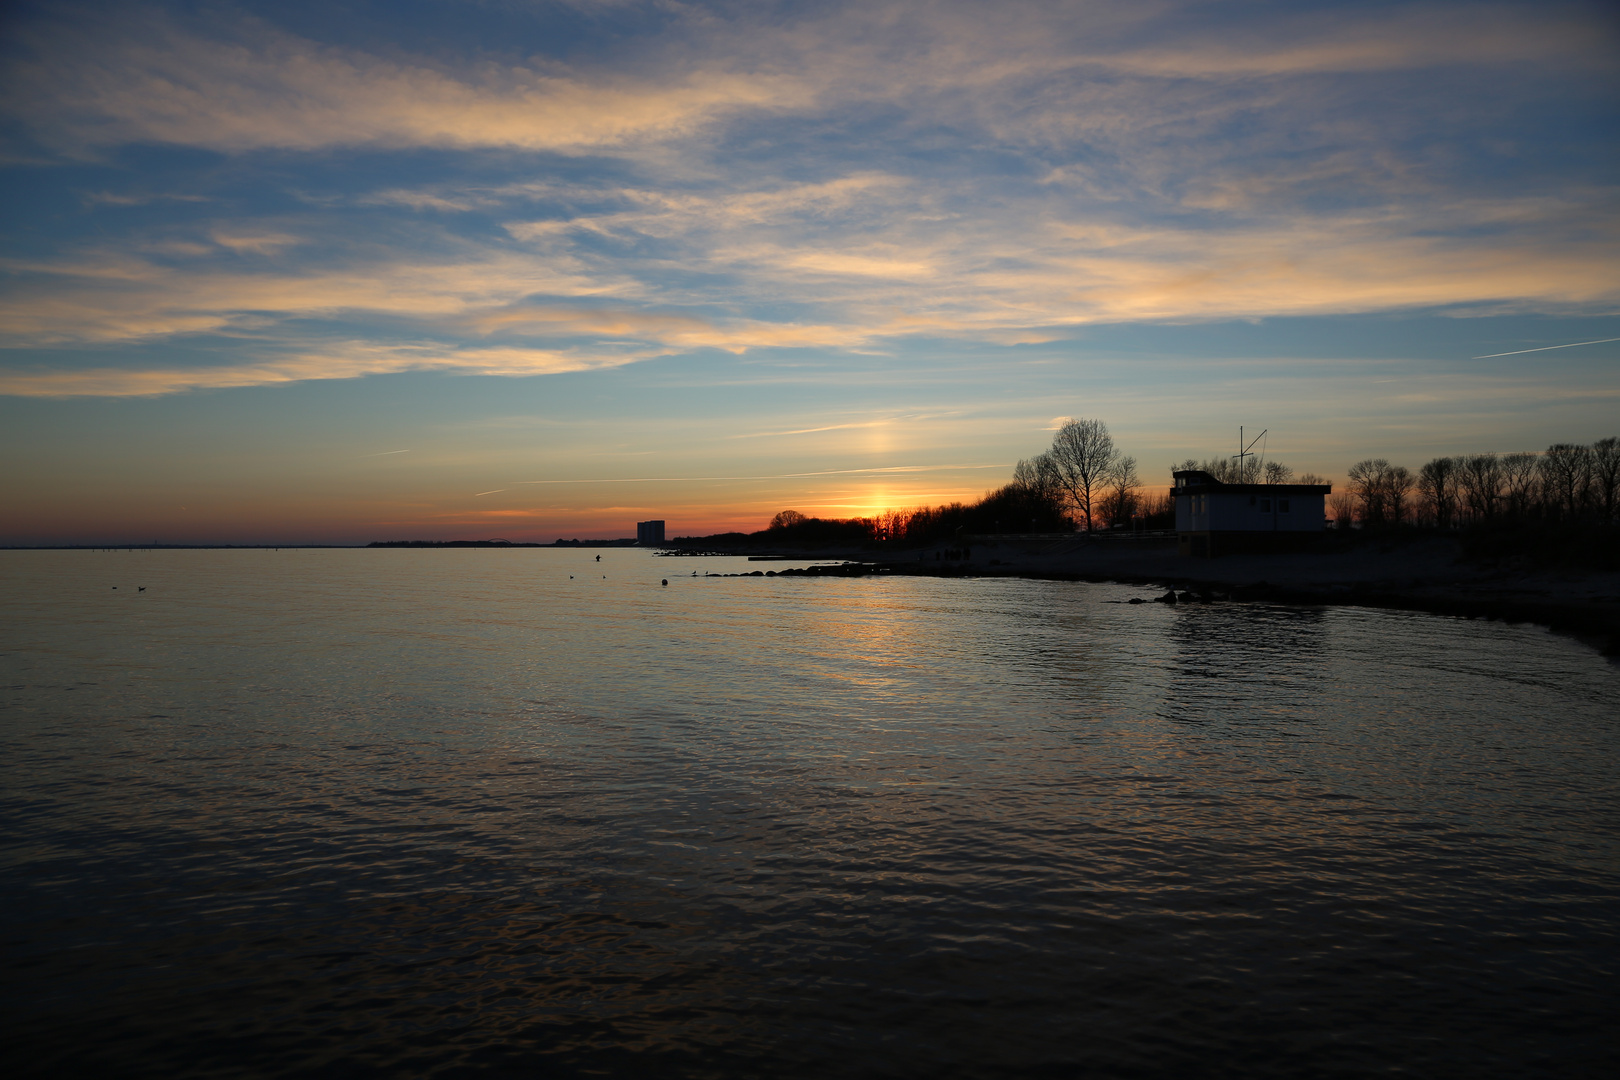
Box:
209, 231, 303, 255
5, 10, 806, 155
0, 342, 650, 397
1, 1, 1615, 398
83, 191, 210, 207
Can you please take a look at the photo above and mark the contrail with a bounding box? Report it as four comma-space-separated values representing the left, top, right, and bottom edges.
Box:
473, 489, 506, 497
366, 448, 411, 456
514, 464, 1006, 485
1471, 337, 1620, 359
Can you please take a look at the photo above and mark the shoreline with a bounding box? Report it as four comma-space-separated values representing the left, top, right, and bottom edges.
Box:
740, 534, 1620, 657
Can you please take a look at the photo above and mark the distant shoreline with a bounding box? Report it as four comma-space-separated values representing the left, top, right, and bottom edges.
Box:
0, 539, 641, 550
764, 534, 1620, 657
1, 544, 363, 550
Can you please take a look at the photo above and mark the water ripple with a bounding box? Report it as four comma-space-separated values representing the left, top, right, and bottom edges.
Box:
2, 550, 1617, 1077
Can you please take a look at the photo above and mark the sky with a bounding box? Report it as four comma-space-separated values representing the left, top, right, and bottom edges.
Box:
1, 0, 1616, 544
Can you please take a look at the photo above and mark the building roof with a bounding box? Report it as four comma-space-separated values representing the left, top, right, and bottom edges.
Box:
1172, 470, 1331, 495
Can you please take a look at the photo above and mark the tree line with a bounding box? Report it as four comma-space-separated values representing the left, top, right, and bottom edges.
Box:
754, 418, 1158, 547
731, 424, 1620, 550
1337, 439, 1620, 529
752, 417, 1324, 547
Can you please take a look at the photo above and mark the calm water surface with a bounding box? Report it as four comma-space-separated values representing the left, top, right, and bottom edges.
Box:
3, 549, 1617, 1077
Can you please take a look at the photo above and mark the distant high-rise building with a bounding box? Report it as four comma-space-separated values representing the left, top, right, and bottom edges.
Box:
636, 520, 666, 545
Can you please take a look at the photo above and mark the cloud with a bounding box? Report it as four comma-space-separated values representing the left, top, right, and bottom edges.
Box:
3, 186, 1615, 395
209, 231, 303, 255
4, 10, 807, 155
0, 342, 649, 398
1, 1, 1615, 398
83, 191, 210, 207
359, 190, 487, 213
10, 3, 1605, 161
0, 246, 622, 344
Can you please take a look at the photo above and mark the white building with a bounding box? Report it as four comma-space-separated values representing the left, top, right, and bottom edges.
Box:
1173, 470, 1330, 557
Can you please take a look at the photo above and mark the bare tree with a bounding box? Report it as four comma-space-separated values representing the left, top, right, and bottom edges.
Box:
1457, 453, 1503, 524
1540, 444, 1593, 521
770, 510, 807, 530
1100, 455, 1141, 526
1329, 492, 1356, 529
1591, 437, 1620, 523
1049, 418, 1117, 532
1296, 472, 1328, 486
1386, 465, 1415, 526
1013, 452, 1062, 503
1500, 453, 1540, 521
1348, 459, 1391, 526
1177, 456, 1245, 483
1417, 457, 1457, 529
1263, 461, 1294, 485
1003, 451, 1070, 531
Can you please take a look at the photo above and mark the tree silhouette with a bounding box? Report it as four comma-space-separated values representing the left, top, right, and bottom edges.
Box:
1048, 418, 1116, 532
1594, 437, 1620, 523
1418, 457, 1458, 529
1501, 453, 1540, 521
1458, 453, 1504, 524
1101, 455, 1141, 526
1387, 465, 1414, 525
1348, 459, 1392, 525
1540, 444, 1593, 520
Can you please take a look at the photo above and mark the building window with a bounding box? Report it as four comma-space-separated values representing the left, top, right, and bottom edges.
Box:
1279, 499, 1290, 513
1260, 498, 1271, 512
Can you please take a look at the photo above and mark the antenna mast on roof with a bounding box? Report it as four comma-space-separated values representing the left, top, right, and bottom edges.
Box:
1234, 426, 1266, 483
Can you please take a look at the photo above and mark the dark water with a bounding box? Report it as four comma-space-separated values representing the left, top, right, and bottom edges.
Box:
3, 549, 1617, 1078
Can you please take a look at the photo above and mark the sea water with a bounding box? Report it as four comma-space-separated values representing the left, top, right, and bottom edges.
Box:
2, 548, 1617, 1077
